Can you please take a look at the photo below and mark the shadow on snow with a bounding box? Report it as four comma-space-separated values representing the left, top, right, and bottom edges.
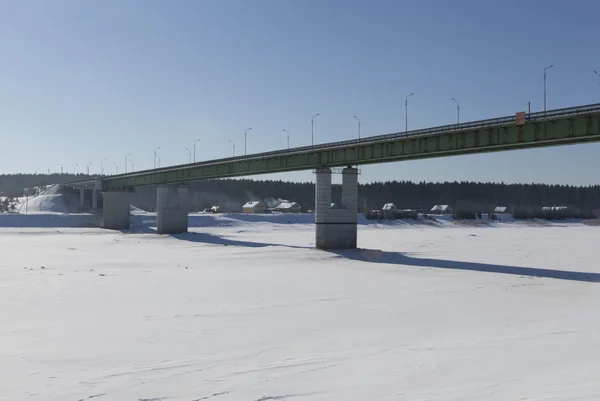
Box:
330, 248, 600, 283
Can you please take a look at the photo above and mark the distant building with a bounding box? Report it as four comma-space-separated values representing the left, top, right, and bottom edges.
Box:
494, 206, 508, 213
382, 203, 396, 218
541, 206, 568, 211
430, 204, 453, 214
271, 201, 301, 213
242, 201, 266, 214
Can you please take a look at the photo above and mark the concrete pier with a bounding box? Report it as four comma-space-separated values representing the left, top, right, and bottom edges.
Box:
102, 191, 130, 229
315, 166, 358, 249
92, 177, 102, 210
79, 188, 85, 209
157, 185, 189, 234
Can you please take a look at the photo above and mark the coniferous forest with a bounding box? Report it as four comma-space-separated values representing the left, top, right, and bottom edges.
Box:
1, 173, 600, 214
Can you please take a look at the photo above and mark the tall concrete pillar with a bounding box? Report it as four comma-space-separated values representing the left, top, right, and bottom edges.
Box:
92, 177, 102, 210
157, 185, 189, 234
102, 191, 130, 229
315, 168, 332, 224
79, 188, 85, 209
315, 167, 358, 249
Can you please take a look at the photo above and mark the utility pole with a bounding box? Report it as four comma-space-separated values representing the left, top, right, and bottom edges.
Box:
405, 92, 414, 132
353, 115, 361, 139
451, 97, 460, 124
228, 139, 235, 157
544, 64, 554, 113
244, 128, 252, 155
194, 139, 201, 163
283, 129, 289, 149
154, 147, 160, 169
311, 113, 320, 146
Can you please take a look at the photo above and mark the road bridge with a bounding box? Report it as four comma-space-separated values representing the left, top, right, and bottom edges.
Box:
64, 103, 600, 248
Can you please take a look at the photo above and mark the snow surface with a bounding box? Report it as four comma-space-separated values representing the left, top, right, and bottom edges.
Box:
2, 214, 600, 400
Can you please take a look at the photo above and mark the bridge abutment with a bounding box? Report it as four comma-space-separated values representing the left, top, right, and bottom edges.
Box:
157, 185, 189, 234
315, 167, 358, 249
102, 191, 131, 229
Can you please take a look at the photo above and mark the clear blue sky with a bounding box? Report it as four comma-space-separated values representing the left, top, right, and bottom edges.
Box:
1, 0, 600, 185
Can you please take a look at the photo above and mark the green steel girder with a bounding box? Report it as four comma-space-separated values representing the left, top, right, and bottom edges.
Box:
103, 113, 600, 190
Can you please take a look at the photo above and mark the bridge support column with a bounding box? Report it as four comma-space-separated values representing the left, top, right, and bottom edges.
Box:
157, 185, 189, 234
92, 177, 102, 210
79, 188, 85, 209
315, 167, 358, 249
102, 191, 130, 230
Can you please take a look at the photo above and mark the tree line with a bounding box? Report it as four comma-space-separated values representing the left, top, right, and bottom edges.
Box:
1, 173, 600, 213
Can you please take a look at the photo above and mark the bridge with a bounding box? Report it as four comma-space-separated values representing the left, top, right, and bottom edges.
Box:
64, 103, 600, 249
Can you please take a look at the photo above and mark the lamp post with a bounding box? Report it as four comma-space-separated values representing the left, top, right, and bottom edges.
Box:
113, 162, 118, 174
194, 139, 201, 163
244, 127, 252, 155
353, 115, 361, 139
544, 64, 554, 113
154, 147, 160, 169
594, 70, 600, 84
73, 164, 78, 174
87, 161, 93, 175
185, 147, 191, 163
311, 113, 320, 145
405, 92, 414, 133
228, 139, 235, 157
283, 129, 289, 149
451, 97, 460, 124
130, 158, 134, 172
125, 153, 130, 173
100, 158, 106, 175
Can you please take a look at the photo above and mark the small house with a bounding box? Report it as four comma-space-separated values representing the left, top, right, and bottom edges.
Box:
430, 204, 453, 214
494, 206, 508, 213
382, 203, 397, 218
272, 201, 301, 213
242, 201, 265, 214
382, 203, 396, 211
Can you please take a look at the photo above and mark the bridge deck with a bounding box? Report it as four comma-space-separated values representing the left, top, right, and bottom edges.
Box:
65, 103, 600, 190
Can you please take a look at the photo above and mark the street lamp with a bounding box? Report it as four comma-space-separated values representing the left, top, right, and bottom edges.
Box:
283, 129, 289, 149
87, 161, 93, 175
113, 162, 118, 174
544, 64, 554, 112
311, 113, 320, 145
594, 70, 600, 85
125, 153, 130, 173
100, 158, 106, 175
244, 128, 252, 155
154, 147, 160, 169
405, 92, 414, 133
185, 147, 192, 163
353, 115, 361, 139
451, 97, 460, 124
194, 139, 201, 163
73, 164, 78, 174
228, 139, 235, 157
130, 157, 134, 172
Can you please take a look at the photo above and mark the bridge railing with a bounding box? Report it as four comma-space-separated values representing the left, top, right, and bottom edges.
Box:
90, 102, 600, 182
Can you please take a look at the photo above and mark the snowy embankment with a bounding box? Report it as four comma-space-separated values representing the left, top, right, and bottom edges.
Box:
1, 214, 600, 400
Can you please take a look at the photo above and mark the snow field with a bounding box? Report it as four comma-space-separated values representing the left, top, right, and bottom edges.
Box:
1, 220, 600, 400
